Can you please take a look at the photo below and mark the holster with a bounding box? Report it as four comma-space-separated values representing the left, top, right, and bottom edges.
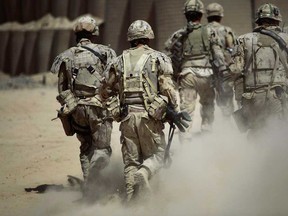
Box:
58, 112, 75, 136
56, 89, 78, 115
147, 95, 168, 120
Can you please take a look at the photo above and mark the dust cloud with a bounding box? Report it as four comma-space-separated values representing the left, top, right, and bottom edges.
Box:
26, 112, 288, 216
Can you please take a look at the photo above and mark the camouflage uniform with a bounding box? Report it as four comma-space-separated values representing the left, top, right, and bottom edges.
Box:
50, 16, 116, 192
206, 3, 238, 117
100, 20, 178, 201
229, 4, 288, 134
164, 0, 227, 137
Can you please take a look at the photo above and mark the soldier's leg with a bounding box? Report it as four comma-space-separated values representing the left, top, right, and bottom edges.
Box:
179, 73, 197, 141
71, 106, 92, 180
234, 77, 244, 109
198, 76, 215, 132
139, 117, 166, 176
89, 118, 113, 176
120, 114, 141, 202
78, 134, 92, 180
134, 117, 166, 196
85, 107, 113, 197
216, 79, 235, 117
77, 133, 94, 197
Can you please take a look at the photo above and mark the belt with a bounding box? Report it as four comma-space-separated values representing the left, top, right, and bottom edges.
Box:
77, 95, 95, 99
127, 105, 146, 113
245, 85, 285, 93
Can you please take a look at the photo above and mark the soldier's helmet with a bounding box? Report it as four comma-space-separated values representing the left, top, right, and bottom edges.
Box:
183, 0, 204, 14
73, 15, 99, 36
206, 3, 224, 17
127, 20, 155, 42
255, 3, 282, 23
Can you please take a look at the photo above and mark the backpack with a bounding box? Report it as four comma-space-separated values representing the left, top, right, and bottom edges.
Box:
71, 45, 105, 97
245, 33, 287, 87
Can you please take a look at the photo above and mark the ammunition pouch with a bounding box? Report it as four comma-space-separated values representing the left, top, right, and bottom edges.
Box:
105, 95, 121, 122
232, 108, 249, 133
56, 89, 78, 115
147, 95, 168, 120
57, 111, 75, 136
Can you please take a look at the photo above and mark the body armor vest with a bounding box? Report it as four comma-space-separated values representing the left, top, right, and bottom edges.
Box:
120, 48, 158, 107
244, 33, 287, 87
70, 45, 103, 97
181, 25, 211, 68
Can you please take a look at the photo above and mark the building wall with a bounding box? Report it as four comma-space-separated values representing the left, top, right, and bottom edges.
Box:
0, 0, 287, 75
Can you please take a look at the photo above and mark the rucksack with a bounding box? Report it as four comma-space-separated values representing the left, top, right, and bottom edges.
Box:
71, 45, 105, 97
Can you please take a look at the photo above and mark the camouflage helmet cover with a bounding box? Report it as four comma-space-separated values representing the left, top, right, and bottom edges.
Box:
73, 15, 99, 35
127, 20, 155, 41
183, 0, 205, 14
206, 3, 224, 17
255, 3, 282, 23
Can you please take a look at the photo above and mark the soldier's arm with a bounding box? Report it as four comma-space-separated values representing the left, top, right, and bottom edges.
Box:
159, 74, 178, 108
57, 63, 69, 94
225, 27, 237, 49
106, 48, 117, 65
50, 53, 70, 94
157, 55, 178, 108
100, 63, 119, 100
228, 37, 245, 76
210, 31, 228, 73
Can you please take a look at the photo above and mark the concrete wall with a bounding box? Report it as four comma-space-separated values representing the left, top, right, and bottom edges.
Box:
0, 0, 288, 75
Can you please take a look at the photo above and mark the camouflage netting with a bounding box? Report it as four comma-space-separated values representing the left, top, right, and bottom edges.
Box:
0, 14, 103, 77
1, 0, 287, 80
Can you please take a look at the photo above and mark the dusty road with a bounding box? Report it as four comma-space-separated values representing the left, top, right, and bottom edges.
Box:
1, 86, 288, 216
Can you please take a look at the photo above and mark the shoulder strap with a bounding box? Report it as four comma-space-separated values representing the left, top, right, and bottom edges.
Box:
201, 25, 209, 51
81, 45, 106, 65
254, 28, 288, 53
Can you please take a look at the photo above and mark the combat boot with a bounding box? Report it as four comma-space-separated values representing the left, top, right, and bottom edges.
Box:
201, 123, 212, 132
134, 167, 152, 194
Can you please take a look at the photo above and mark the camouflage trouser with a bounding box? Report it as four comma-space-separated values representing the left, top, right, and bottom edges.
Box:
215, 76, 235, 117
120, 112, 165, 200
179, 73, 215, 136
71, 105, 112, 181
242, 87, 285, 137
234, 76, 244, 109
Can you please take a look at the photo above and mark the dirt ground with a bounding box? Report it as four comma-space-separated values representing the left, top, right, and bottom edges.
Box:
1, 75, 288, 216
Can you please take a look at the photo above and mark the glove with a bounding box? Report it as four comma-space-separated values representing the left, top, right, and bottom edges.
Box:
166, 105, 192, 132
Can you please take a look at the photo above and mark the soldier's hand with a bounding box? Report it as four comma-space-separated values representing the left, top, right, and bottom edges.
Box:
166, 105, 192, 132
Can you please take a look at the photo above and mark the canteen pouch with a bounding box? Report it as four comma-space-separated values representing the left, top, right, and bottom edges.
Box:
105, 95, 121, 122
56, 89, 78, 115
147, 95, 168, 120
57, 110, 75, 136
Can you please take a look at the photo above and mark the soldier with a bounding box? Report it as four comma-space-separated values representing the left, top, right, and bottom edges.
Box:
50, 16, 116, 199
206, 3, 237, 117
100, 20, 179, 202
283, 26, 288, 34
229, 3, 288, 136
164, 0, 227, 139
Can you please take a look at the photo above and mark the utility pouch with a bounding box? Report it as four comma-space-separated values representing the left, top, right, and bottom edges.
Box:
105, 95, 121, 122
147, 95, 168, 120
232, 108, 248, 133
57, 111, 75, 136
56, 89, 78, 115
